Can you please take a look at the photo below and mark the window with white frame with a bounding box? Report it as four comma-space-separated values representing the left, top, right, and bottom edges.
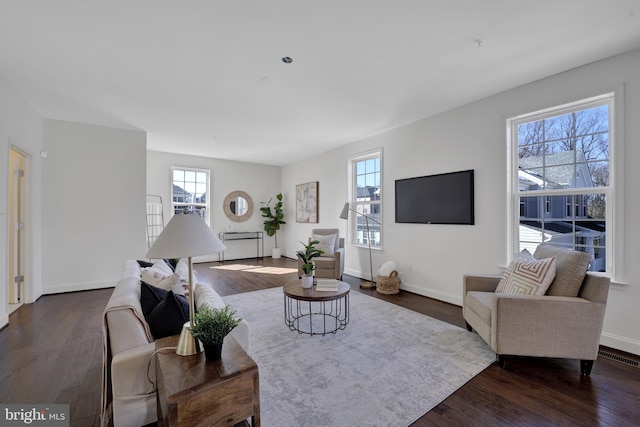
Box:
508, 93, 615, 274
171, 167, 210, 224
348, 150, 382, 247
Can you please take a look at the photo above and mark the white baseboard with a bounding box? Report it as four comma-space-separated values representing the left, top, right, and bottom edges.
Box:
600, 332, 640, 356
399, 282, 462, 306
0, 313, 8, 330
283, 251, 297, 260
43, 280, 115, 295
344, 267, 463, 306
343, 267, 367, 281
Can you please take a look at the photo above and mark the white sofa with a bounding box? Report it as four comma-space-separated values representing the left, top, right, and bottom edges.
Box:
100, 260, 250, 427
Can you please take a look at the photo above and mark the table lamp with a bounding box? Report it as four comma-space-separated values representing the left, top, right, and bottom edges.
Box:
146, 210, 226, 356
340, 202, 381, 289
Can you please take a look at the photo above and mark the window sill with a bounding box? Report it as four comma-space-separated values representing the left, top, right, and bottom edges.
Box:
610, 280, 629, 289
352, 244, 383, 251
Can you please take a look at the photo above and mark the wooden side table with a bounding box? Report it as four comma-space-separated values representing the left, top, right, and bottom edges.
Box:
155, 334, 260, 427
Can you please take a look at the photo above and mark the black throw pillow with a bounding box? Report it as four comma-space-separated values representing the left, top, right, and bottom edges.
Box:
146, 290, 190, 339
163, 259, 177, 272
136, 260, 154, 268
140, 281, 169, 317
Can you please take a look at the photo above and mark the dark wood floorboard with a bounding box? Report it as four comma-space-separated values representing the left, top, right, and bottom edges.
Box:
1, 257, 638, 426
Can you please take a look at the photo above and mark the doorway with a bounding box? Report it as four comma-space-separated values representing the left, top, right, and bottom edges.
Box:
7, 147, 28, 315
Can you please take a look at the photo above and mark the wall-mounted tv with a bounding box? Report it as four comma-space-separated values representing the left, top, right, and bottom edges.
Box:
395, 169, 474, 225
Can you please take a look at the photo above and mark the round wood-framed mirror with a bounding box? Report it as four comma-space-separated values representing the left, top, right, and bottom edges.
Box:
223, 190, 253, 222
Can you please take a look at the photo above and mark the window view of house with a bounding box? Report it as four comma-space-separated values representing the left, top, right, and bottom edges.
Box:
352, 152, 382, 247
514, 99, 611, 272
171, 168, 209, 223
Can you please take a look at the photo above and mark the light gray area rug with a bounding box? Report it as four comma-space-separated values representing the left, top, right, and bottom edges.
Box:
224, 287, 495, 427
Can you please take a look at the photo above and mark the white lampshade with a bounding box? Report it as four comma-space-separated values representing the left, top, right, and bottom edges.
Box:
339, 202, 350, 220
145, 210, 226, 356
146, 211, 226, 259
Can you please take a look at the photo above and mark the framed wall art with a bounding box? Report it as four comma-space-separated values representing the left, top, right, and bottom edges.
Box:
296, 181, 318, 223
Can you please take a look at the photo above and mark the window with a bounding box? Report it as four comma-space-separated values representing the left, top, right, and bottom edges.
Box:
171, 167, 210, 224
508, 93, 615, 274
348, 149, 382, 248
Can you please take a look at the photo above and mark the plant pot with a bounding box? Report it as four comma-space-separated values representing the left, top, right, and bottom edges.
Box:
203, 342, 223, 361
272, 248, 282, 259
301, 274, 314, 289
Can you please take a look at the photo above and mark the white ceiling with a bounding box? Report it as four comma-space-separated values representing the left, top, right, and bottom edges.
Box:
1, 1, 640, 166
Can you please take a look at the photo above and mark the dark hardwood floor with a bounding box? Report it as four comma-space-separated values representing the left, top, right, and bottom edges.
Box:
1, 257, 639, 426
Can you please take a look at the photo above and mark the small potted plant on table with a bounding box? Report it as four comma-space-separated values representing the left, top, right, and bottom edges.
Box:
297, 240, 324, 288
190, 304, 242, 361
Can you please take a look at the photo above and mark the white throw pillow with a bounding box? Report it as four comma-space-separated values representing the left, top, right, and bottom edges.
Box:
141, 260, 174, 285
312, 233, 336, 257
174, 259, 198, 297
496, 255, 557, 295
156, 273, 183, 293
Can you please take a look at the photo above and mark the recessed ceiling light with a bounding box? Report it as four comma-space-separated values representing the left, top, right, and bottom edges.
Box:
281, 56, 293, 64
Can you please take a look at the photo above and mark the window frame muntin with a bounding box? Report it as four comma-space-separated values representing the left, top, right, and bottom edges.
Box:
507, 91, 620, 279
171, 166, 211, 226
348, 148, 383, 249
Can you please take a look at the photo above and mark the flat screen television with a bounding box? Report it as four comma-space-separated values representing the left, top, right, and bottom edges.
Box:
395, 169, 474, 225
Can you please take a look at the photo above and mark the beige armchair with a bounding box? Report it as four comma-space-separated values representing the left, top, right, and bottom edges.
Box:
297, 228, 345, 280
463, 245, 610, 376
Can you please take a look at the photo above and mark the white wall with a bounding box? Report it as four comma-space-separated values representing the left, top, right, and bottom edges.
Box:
41, 119, 147, 293
281, 49, 640, 355
2, 48, 637, 355
146, 151, 281, 261
0, 77, 44, 328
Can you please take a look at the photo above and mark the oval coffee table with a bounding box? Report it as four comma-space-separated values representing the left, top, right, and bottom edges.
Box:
283, 280, 350, 336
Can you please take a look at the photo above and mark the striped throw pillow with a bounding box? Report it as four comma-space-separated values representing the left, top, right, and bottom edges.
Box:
496, 256, 557, 295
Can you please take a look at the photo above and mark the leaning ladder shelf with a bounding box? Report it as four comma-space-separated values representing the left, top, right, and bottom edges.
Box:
146, 195, 165, 249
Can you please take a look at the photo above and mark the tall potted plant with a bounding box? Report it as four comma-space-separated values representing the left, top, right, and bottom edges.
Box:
297, 239, 324, 288
260, 193, 286, 258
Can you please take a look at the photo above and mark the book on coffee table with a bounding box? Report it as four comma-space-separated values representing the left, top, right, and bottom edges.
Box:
315, 279, 339, 291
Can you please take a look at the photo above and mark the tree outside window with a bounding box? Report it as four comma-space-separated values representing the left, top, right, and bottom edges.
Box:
511, 94, 613, 273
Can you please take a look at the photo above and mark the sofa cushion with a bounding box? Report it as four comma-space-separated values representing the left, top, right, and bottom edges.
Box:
533, 245, 591, 297
145, 290, 189, 339
314, 257, 336, 270
465, 291, 494, 325
496, 256, 556, 296
312, 233, 337, 257
194, 283, 226, 311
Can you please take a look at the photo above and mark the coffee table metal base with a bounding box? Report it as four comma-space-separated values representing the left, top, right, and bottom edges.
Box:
284, 293, 349, 336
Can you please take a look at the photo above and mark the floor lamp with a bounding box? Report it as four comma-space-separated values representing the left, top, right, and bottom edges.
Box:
146, 210, 226, 356
339, 202, 380, 289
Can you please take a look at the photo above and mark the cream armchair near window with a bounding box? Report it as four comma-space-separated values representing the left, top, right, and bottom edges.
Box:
297, 228, 345, 280
463, 245, 610, 376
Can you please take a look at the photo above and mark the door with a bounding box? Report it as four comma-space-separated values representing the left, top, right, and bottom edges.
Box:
8, 148, 26, 313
